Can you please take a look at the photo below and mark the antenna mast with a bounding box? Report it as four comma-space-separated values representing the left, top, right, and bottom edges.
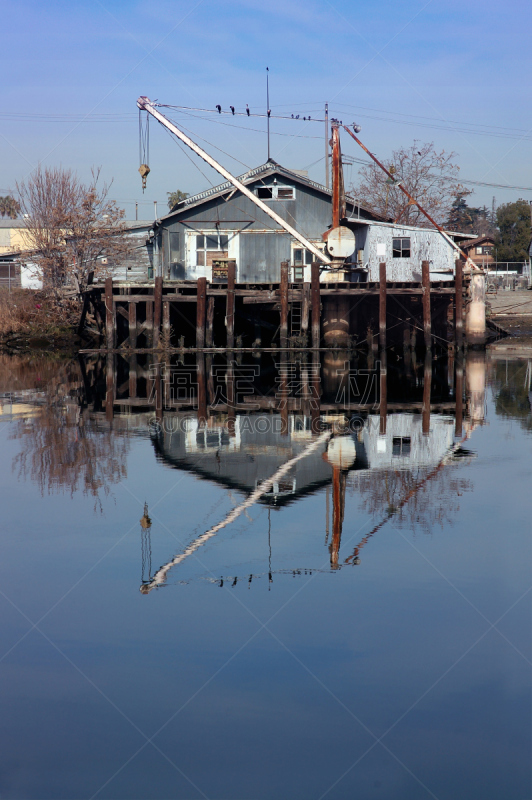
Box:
266, 67, 271, 161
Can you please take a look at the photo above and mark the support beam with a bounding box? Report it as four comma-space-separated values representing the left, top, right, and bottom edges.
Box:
105, 277, 114, 351
422, 260, 431, 350
311, 262, 321, 348
280, 261, 289, 348
153, 276, 162, 349
379, 261, 387, 350
163, 300, 170, 344
196, 277, 207, 348
226, 261, 235, 349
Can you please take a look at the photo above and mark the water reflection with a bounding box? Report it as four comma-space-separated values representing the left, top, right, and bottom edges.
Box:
2, 349, 523, 586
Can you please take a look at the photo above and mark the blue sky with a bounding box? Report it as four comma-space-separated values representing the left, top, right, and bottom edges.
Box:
3, 0, 532, 218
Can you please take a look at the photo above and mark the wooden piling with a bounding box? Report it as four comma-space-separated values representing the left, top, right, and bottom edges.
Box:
301, 282, 310, 342
196, 276, 207, 348
145, 299, 153, 348
226, 358, 236, 435
128, 354, 137, 399
105, 277, 114, 351
422, 260, 431, 350
379, 261, 387, 350
280, 261, 289, 348
279, 352, 289, 435
162, 301, 170, 344
153, 276, 163, 349
128, 299, 137, 350
226, 261, 235, 349
455, 259, 464, 348
206, 296, 215, 348
311, 262, 321, 349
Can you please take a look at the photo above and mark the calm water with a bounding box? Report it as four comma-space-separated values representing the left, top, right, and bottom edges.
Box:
0, 350, 530, 800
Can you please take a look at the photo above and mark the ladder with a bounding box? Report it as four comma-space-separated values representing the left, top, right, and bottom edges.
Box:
290, 301, 302, 337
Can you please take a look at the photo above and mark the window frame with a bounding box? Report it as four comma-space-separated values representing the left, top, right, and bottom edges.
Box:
255, 184, 296, 201
195, 232, 230, 267
392, 237, 411, 259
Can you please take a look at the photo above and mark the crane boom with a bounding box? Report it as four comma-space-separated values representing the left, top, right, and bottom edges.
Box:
137, 96, 332, 266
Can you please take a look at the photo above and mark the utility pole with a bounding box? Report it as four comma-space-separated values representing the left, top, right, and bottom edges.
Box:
154, 200, 157, 219
266, 67, 271, 162
325, 103, 329, 190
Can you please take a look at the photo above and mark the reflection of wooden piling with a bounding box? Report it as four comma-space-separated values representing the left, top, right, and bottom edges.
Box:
226, 358, 236, 435
153, 276, 162, 349
197, 354, 207, 425
455, 353, 463, 437
105, 277, 114, 351
311, 262, 321, 349
279, 352, 289, 435
196, 277, 206, 349
379, 262, 387, 350
311, 351, 321, 432
206, 296, 214, 348
379, 351, 387, 436
129, 354, 137, 399
455, 259, 463, 348
226, 261, 235, 349
422, 353, 431, 435
106, 355, 114, 421
330, 468, 345, 569
422, 260, 431, 350
154, 360, 163, 422
280, 261, 289, 348
128, 299, 137, 349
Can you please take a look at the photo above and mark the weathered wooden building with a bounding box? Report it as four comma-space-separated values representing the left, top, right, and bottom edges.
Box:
121, 161, 471, 284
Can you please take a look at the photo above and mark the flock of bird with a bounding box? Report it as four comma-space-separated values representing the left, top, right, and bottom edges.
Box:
214, 104, 312, 121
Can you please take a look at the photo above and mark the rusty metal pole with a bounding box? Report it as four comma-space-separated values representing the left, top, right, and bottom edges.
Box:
379, 261, 387, 350
196, 276, 206, 348
280, 260, 289, 348
455, 259, 464, 348
331, 123, 340, 229
311, 262, 321, 349
153, 276, 162, 349
105, 277, 114, 351
422, 260, 431, 351
226, 261, 235, 349
301, 281, 310, 344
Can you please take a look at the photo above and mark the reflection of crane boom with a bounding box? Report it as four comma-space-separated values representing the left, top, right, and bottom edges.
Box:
344, 434, 474, 565
140, 429, 332, 593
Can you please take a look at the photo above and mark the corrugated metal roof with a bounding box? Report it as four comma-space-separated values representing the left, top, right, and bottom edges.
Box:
160, 162, 383, 221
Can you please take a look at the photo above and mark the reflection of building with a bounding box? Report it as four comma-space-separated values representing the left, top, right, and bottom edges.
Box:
362, 414, 455, 471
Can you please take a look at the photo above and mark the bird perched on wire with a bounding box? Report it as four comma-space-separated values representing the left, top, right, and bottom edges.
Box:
267, 109, 271, 117
230, 105, 235, 115
246, 104, 250, 116
216, 104, 221, 113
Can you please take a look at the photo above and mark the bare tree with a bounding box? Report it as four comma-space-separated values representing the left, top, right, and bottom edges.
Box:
350, 141, 464, 228
16, 166, 130, 297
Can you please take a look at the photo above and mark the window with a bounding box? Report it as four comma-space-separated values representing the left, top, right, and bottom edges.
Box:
169, 232, 180, 263
392, 238, 411, 258
476, 247, 482, 255
293, 248, 314, 266
255, 184, 295, 201
196, 233, 229, 267
482, 246, 492, 255
392, 437, 411, 457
